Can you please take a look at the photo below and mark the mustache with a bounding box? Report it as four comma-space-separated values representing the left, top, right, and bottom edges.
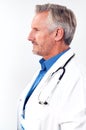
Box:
32, 41, 38, 45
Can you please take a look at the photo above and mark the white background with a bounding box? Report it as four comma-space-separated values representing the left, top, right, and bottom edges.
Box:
0, 0, 86, 130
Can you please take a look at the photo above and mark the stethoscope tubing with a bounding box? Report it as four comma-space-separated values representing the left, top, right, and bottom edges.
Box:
38, 53, 75, 105
51, 53, 75, 80
22, 53, 75, 118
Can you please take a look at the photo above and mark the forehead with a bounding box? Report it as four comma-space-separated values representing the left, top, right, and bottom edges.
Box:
31, 12, 49, 29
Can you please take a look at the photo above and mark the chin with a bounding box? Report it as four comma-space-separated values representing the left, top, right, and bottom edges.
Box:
32, 50, 42, 56
32, 50, 38, 55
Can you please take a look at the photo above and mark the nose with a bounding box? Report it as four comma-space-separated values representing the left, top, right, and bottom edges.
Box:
27, 30, 34, 42
27, 32, 32, 41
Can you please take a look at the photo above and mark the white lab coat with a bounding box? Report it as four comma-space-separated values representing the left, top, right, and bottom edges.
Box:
17, 49, 86, 130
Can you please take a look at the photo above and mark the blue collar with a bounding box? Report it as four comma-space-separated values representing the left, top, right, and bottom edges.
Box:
39, 48, 70, 71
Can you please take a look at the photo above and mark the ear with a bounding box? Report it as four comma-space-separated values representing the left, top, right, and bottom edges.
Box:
55, 27, 64, 41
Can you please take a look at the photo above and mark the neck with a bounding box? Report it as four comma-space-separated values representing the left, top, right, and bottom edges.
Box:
43, 44, 70, 60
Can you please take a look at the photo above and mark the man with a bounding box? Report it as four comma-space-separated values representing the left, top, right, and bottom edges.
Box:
18, 3, 86, 130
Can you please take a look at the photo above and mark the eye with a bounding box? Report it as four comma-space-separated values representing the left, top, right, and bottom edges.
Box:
34, 28, 40, 32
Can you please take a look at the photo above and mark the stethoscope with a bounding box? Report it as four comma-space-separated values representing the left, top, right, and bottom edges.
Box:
38, 53, 75, 105
22, 53, 75, 119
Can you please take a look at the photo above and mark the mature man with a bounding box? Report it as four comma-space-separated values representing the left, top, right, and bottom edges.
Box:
18, 3, 86, 130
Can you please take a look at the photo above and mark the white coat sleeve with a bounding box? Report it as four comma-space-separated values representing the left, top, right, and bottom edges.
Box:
60, 77, 86, 130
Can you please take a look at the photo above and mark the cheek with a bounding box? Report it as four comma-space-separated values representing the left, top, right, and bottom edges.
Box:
36, 30, 50, 42
36, 33, 46, 43
40, 36, 52, 47
35, 31, 54, 50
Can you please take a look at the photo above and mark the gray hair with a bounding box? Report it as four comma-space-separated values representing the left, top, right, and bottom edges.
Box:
35, 3, 77, 45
